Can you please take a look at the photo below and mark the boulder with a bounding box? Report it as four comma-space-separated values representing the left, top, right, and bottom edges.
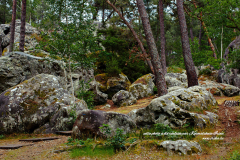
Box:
129, 73, 155, 99
106, 73, 131, 98
128, 86, 218, 128
199, 80, 240, 96
72, 110, 136, 139
0, 19, 40, 53
218, 68, 240, 89
112, 90, 137, 107
0, 52, 94, 94
0, 74, 88, 134
89, 80, 108, 105
160, 140, 202, 155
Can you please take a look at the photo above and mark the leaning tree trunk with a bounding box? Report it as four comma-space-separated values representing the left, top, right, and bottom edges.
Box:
106, 0, 154, 74
19, 0, 27, 52
136, 0, 168, 96
9, 0, 17, 52
158, 0, 167, 75
177, 0, 198, 87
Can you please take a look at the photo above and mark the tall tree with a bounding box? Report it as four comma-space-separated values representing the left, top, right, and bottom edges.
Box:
106, 0, 154, 74
9, 0, 17, 52
177, 0, 198, 87
136, 0, 168, 96
158, 0, 167, 75
19, 0, 27, 52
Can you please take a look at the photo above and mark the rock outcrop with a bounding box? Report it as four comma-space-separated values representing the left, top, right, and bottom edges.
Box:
128, 86, 218, 128
112, 90, 137, 107
0, 19, 40, 53
0, 52, 94, 95
72, 110, 136, 139
0, 74, 88, 134
160, 140, 202, 155
199, 80, 240, 96
129, 73, 155, 99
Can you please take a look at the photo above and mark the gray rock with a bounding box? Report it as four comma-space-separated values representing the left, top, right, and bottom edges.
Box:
129, 73, 155, 99
0, 74, 88, 134
72, 110, 136, 139
0, 52, 94, 95
199, 80, 240, 96
160, 140, 202, 155
112, 90, 137, 107
89, 80, 108, 105
106, 73, 131, 99
0, 19, 40, 52
128, 86, 218, 128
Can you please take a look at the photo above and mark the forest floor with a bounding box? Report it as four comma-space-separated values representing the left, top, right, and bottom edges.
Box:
0, 95, 240, 160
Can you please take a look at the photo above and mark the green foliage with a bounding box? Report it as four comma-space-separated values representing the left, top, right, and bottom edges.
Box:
226, 49, 240, 70
66, 138, 85, 146
199, 68, 212, 76
97, 27, 151, 82
76, 79, 95, 109
229, 151, 240, 160
99, 124, 112, 137
167, 66, 184, 73
70, 146, 115, 158
190, 38, 221, 69
68, 109, 77, 125
105, 57, 122, 77
0, 135, 5, 139
100, 124, 126, 151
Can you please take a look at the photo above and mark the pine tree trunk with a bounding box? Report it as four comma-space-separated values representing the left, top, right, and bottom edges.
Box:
158, 0, 167, 75
177, 0, 198, 87
9, 0, 17, 52
136, 0, 168, 96
106, 0, 155, 74
19, 0, 27, 52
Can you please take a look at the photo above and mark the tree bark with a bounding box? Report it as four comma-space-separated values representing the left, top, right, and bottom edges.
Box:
223, 35, 239, 59
106, 0, 155, 74
158, 0, 167, 75
9, 0, 17, 52
177, 0, 198, 87
136, 0, 168, 96
19, 0, 27, 52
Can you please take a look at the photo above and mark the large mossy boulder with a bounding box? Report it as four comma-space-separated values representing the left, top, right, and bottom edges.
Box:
112, 90, 137, 107
199, 80, 240, 96
128, 86, 218, 128
72, 110, 136, 139
0, 52, 94, 95
95, 73, 131, 99
129, 73, 155, 99
0, 74, 88, 134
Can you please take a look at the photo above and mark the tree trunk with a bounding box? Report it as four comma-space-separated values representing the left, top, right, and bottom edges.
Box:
9, 0, 17, 52
106, 0, 155, 74
158, 0, 167, 75
177, 0, 198, 87
136, 0, 168, 96
223, 35, 239, 59
19, 0, 27, 52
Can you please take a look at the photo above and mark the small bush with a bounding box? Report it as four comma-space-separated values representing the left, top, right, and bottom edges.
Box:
0, 135, 5, 139
199, 68, 212, 76
76, 79, 95, 109
229, 151, 240, 160
105, 57, 122, 77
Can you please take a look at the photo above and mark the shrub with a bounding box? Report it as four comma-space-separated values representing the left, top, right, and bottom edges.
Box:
229, 151, 240, 160
76, 79, 95, 109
